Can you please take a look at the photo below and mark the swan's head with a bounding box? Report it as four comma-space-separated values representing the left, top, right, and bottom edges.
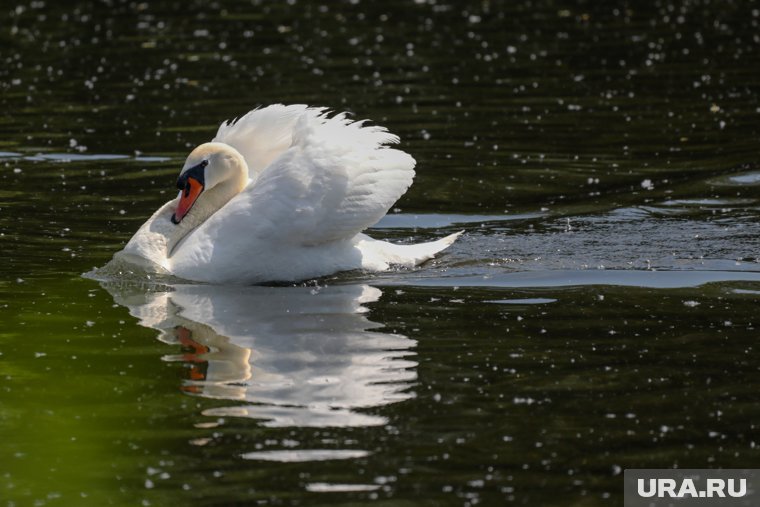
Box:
171, 142, 247, 225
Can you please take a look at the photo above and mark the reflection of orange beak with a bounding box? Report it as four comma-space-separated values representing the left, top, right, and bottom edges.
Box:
171, 177, 204, 224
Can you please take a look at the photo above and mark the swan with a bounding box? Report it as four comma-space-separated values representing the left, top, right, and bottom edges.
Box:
113, 104, 461, 284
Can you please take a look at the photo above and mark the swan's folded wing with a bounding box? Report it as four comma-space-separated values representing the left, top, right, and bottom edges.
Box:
232, 112, 416, 246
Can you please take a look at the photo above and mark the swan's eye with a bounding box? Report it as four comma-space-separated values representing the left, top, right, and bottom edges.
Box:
176, 160, 208, 190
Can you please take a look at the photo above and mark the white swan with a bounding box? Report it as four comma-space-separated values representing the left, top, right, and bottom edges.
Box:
114, 104, 460, 284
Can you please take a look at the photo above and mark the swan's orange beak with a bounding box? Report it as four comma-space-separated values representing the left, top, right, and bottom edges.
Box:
171, 177, 204, 224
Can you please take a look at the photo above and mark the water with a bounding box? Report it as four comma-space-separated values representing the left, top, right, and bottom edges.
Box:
2, 1, 760, 505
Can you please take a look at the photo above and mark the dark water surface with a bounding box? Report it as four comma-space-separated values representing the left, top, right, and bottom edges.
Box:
2, 1, 760, 505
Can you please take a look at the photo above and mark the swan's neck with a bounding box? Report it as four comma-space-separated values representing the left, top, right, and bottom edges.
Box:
166, 172, 243, 257
118, 152, 249, 270
167, 168, 249, 256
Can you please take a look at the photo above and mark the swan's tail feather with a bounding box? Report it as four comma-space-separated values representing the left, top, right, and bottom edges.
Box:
357, 231, 463, 269
402, 230, 463, 265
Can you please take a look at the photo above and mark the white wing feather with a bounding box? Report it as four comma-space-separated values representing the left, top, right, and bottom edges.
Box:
201, 106, 415, 246
213, 104, 320, 178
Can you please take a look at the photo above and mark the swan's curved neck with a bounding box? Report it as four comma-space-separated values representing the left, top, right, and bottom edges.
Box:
118, 144, 249, 270
167, 159, 249, 256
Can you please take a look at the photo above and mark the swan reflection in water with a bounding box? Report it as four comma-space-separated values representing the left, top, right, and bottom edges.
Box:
103, 283, 417, 428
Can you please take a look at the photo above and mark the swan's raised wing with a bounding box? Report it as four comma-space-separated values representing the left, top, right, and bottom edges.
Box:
213, 104, 318, 178
220, 110, 416, 246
